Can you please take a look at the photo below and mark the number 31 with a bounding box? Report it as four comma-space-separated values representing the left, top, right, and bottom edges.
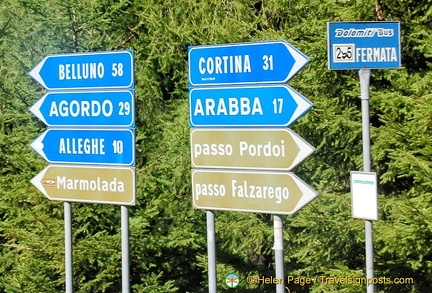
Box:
262, 55, 274, 70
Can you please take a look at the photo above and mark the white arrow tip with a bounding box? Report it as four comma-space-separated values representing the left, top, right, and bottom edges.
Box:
291, 174, 319, 213
29, 57, 48, 88
30, 167, 49, 197
30, 130, 48, 161
286, 129, 315, 170
285, 44, 310, 81
32, 141, 44, 151
285, 86, 313, 126
29, 94, 48, 125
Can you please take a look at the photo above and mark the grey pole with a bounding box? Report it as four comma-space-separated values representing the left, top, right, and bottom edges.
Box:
64, 202, 73, 293
121, 206, 130, 293
207, 210, 217, 293
273, 215, 284, 293
359, 68, 374, 293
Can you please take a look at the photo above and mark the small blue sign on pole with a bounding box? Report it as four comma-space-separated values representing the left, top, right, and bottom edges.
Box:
188, 40, 309, 86
30, 128, 135, 166
327, 21, 401, 70
29, 50, 134, 90
29, 90, 135, 128
189, 85, 312, 127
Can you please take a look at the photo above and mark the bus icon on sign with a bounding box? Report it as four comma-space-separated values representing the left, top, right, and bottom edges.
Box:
333, 44, 355, 63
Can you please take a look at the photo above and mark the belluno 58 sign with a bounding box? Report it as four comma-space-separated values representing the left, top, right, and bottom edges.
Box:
29, 50, 134, 90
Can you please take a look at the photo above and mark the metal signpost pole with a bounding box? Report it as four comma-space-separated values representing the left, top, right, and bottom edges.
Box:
121, 206, 130, 293
273, 215, 284, 293
64, 202, 73, 293
359, 68, 374, 293
207, 211, 217, 293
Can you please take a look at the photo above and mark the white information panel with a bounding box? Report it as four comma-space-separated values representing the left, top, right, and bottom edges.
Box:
350, 171, 378, 220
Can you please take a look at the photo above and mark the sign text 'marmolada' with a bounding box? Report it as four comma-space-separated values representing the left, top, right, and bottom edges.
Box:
56, 175, 125, 192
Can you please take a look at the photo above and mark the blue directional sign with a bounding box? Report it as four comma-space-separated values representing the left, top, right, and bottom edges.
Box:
189, 85, 312, 127
29, 50, 134, 90
29, 90, 135, 127
188, 40, 309, 86
30, 128, 135, 166
327, 21, 401, 70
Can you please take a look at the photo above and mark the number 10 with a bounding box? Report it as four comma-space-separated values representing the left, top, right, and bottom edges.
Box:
113, 140, 124, 154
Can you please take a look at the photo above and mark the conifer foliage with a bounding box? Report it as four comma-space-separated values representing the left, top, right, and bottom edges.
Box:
0, 0, 430, 292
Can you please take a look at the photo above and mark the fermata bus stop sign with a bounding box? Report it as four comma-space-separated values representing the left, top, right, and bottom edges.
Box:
327, 21, 401, 70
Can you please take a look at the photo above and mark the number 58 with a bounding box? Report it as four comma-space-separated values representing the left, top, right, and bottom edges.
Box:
112, 63, 124, 77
